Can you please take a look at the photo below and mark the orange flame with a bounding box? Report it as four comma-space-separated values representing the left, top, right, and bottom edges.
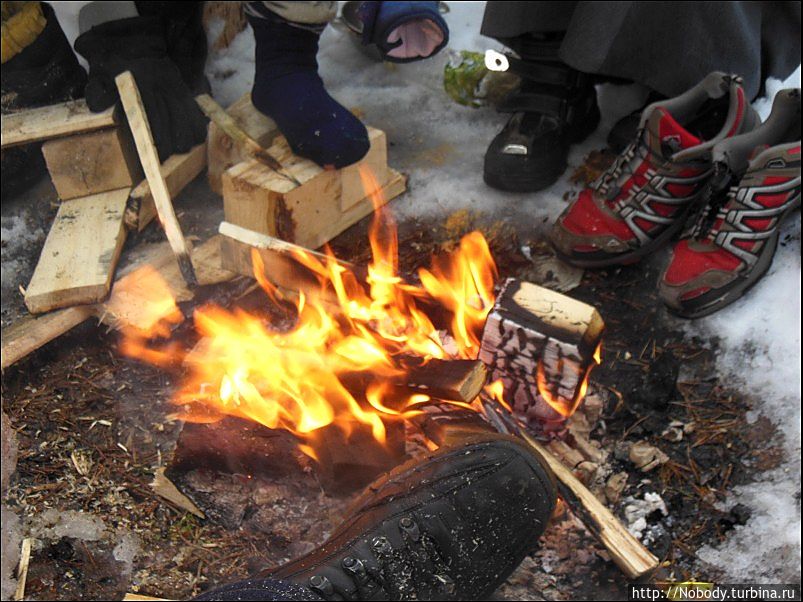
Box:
120, 166, 498, 456
536, 341, 602, 418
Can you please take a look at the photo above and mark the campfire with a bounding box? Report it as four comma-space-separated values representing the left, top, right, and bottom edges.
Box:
119, 167, 602, 474
111, 169, 662, 581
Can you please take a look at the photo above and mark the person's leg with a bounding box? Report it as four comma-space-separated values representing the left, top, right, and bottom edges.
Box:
559, 1, 800, 101
246, 1, 369, 169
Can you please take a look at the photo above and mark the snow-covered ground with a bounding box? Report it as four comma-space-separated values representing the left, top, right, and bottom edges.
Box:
206, 2, 802, 582
7, 0, 799, 586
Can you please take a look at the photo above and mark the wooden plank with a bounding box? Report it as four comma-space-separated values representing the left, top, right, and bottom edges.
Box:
222, 127, 404, 249
24, 188, 130, 314
124, 142, 207, 231
207, 93, 279, 195
42, 127, 142, 200
1, 99, 117, 149
2, 236, 234, 370
1, 306, 95, 370
116, 71, 197, 286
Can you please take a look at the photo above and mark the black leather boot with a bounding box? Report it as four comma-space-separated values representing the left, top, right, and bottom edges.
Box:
484, 34, 599, 193
259, 433, 557, 600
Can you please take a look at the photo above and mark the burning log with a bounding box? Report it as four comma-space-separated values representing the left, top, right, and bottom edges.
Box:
165, 417, 307, 481
479, 278, 604, 431
218, 220, 365, 309
166, 416, 408, 496
340, 358, 488, 405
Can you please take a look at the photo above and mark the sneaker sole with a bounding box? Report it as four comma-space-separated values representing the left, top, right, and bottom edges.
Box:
553, 197, 701, 269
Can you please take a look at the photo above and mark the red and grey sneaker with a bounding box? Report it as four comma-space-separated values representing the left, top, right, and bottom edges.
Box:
550, 72, 760, 268
660, 89, 801, 319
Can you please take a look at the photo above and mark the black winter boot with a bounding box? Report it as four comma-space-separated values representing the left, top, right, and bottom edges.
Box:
484, 34, 599, 192
260, 433, 557, 600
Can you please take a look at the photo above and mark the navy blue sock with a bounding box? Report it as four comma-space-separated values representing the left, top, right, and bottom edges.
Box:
248, 13, 370, 169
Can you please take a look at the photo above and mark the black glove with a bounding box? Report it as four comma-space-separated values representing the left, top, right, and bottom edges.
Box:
134, 1, 209, 94
74, 15, 207, 161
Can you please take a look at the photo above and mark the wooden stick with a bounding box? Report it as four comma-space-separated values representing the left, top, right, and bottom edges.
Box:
195, 93, 301, 186
478, 399, 659, 580
116, 71, 197, 286
521, 430, 659, 580
14, 538, 33, 601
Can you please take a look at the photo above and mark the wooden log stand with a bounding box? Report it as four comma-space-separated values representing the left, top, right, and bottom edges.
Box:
41, 126, 142, 200
222, 126, 406, 250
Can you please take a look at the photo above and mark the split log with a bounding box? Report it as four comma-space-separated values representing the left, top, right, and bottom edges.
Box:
41, 127, 142, 200
115, 71, 197, 286
340, 359, 488, 405
203, 1, 246, 50
24, 188, 130, 314
165, 417, 307, 482
218, 221, 453, 332
307, 420, 407, 493
479, 278, 604, 429
125, 142, 207, 231
206, 93, 279, 195
222, 127, 406, 249
1, 99, 117, 149
219, 220, 364, 309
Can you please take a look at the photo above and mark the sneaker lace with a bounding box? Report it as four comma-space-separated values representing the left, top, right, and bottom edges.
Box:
592, 130, 649, 203
307, 516, 455, 600
683, 161, 737, 241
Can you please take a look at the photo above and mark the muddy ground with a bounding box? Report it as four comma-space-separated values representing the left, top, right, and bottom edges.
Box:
1, 155, 785, 601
